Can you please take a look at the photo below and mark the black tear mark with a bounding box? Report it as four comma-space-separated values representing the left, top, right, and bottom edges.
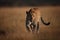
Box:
0, 30, 6, 35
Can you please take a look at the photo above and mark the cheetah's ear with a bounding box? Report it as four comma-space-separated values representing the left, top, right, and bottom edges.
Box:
26, 11, 28, 14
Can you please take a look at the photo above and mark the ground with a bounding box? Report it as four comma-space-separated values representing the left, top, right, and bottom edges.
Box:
0, 6, 60, 40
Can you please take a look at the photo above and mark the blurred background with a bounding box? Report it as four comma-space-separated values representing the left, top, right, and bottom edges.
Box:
0, 0, 60, 6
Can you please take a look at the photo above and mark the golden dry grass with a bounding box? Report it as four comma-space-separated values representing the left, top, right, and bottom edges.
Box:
0, 6, 60, 40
